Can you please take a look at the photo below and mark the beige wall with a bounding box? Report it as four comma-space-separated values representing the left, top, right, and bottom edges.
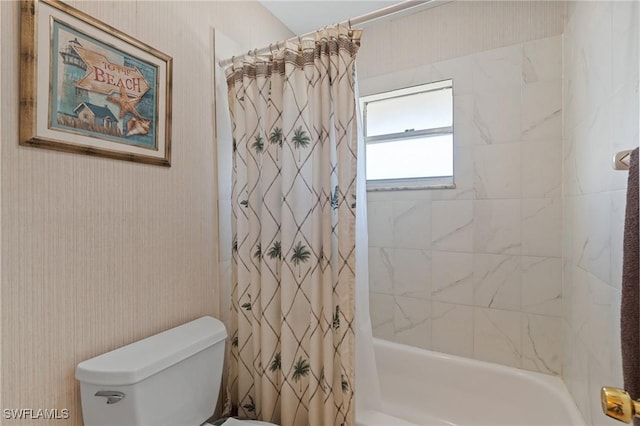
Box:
357, 0, 565, 80
0, 1, 290, 424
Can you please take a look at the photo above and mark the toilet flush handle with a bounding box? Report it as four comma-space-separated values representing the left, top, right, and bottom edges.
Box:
94, 390, 125, 404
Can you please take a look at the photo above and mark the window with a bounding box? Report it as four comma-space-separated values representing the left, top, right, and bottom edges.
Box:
361, 80, 454, 190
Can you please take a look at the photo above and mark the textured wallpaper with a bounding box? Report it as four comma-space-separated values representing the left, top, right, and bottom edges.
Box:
0, 1, 290, 424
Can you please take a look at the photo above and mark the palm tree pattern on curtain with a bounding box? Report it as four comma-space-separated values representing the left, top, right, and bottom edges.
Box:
225, 25, 360, 426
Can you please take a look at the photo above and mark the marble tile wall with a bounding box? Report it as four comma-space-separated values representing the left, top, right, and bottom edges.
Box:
362, 35, 563, 375
563, 2, 639, 425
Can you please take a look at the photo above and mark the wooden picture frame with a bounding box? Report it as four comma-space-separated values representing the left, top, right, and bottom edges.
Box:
20, 0, 173, 166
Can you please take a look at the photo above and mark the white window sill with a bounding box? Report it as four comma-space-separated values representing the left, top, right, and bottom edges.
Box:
366, 177, 455, 191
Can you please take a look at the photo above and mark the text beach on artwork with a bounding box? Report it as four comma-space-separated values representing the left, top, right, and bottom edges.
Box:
51, 20, 157, 149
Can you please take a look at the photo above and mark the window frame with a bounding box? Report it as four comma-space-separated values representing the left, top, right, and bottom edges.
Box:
361, 79, 455, 191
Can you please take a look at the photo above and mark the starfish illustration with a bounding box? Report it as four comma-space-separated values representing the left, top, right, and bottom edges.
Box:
107, 86, 142, 119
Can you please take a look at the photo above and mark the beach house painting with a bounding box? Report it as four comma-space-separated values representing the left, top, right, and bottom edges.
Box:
50, 19, 158, 150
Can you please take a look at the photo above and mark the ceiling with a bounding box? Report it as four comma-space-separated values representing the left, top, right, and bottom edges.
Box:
259, 1, 403, 35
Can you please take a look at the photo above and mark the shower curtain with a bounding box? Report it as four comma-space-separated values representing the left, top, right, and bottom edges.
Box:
222, 25, 375, 426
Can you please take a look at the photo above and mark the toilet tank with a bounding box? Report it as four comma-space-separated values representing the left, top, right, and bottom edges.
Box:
75, 316, 227, 426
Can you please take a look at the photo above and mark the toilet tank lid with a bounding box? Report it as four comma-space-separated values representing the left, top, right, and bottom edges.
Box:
75, 316, 227, 386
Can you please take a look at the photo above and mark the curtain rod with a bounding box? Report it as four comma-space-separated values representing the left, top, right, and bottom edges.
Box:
218, 0, 440, 68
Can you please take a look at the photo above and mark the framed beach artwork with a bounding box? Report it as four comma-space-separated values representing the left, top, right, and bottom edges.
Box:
20, 0, 173, 166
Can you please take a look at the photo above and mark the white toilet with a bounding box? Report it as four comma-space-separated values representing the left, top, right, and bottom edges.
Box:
75, 316, 277, 426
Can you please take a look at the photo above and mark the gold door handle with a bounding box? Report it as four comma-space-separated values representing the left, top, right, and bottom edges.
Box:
601, 387, 640, 423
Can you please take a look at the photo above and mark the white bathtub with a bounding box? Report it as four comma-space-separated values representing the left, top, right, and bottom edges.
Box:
357, 338, 585, 426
